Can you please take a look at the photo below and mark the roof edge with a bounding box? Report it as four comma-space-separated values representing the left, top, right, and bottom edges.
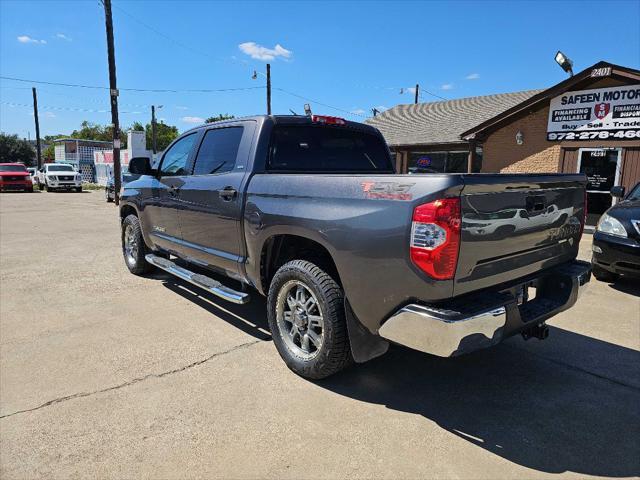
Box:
460, 61, 640, 140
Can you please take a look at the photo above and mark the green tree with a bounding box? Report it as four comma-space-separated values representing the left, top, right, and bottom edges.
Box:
138, 121, 179, 151
70, 120, 128, 147
205, 114, 235, 123
0, 133, 35, 165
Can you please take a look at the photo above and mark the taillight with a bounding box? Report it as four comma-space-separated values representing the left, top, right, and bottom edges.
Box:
311, 115, 346, 125
410, 198, 461, 280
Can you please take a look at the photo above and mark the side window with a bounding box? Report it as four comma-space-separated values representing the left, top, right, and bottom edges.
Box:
192, 127, 244, 175
159, 133, 197, 176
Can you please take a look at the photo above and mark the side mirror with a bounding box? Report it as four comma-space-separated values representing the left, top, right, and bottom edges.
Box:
128, 157, 153, 175
610, 186, 625, 198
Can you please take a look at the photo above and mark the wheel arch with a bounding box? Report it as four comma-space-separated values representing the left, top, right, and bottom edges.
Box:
259, 234, 341, 296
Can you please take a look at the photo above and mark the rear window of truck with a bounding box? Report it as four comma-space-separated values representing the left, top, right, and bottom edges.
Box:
268, 125, 394, 173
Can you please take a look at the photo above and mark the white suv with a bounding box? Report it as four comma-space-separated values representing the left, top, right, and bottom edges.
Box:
37, 164, 83, 192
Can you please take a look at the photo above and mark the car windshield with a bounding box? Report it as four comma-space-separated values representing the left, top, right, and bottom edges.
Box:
0, 165, 28, 172
627, 183, 640, 201
47, 165, 74, 172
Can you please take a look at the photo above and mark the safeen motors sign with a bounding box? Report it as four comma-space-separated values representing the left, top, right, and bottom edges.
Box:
547, 85, 640, 141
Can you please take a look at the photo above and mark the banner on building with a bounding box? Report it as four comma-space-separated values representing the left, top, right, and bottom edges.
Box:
547, 85, 640, 141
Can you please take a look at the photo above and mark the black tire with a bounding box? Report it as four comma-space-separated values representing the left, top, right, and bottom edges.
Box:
45, 184, 51, 192
38, 181, 45, 191
121, 214, 152, 275
75, 187, 83, 193
106, 189, 113, 202
267, 260, 352, 379
592, 263, 619, 283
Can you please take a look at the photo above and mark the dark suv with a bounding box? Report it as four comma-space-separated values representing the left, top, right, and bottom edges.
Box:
592, 183, 640, 282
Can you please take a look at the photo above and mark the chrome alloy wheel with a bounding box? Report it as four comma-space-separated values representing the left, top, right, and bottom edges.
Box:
123, 224, 139, 266
276, 280, 324, 360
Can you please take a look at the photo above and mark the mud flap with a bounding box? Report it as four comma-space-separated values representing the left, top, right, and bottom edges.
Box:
345, 298, 389, 363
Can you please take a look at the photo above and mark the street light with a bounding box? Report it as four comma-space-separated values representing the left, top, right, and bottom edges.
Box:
555, 51, 574, 77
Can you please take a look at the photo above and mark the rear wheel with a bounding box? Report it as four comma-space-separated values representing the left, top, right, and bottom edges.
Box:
592, 263, 619, 283
105, 188, 113, 202
122, 214, 152, 275
267, 260, 352, 379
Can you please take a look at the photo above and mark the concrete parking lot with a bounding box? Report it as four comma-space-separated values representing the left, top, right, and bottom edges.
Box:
1, 191, 639, 479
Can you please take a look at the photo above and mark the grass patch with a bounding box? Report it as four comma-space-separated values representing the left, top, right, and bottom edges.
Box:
82, 183, 105, 191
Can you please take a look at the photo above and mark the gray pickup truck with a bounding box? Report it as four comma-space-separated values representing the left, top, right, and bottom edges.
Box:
120, 114, 591, 379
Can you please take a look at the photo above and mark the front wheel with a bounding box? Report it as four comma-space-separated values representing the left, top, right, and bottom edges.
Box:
121, 214, 152, 275
75, 187, 83, 193
267, 260, 352, 379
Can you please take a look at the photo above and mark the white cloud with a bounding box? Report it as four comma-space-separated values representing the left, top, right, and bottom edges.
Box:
351, 108, 366, 115
55, 33, 72, 41
465, 73, 480, 80
175, 105, 188, 110
238, 42, 292, 61
17, 35, 46, 44
375, 105, 388, 111
44, 111, 56, 118
441, 83, 454, 90
182, 116, 204, 124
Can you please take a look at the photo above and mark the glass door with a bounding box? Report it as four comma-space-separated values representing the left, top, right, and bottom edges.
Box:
577, 148, 621, 226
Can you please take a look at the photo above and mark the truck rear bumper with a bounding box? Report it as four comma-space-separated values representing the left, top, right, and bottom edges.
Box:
379, 260, 591, 357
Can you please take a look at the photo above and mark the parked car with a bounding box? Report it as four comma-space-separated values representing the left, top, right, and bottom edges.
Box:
105, 169, 139, 203
118, 115, 591, 379
27, 167, 37, 184
592, 183, 640, 282
36, 164, 83, 192
0, 163, 33, 192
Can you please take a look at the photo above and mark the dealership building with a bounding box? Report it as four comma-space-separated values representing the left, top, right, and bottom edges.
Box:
368, 61, 640, 226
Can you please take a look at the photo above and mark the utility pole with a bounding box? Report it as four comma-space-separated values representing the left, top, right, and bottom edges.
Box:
414, 84, 419, 104
266, 63, 272, 115
103, 0, 121, 205
32, 87, 42, 168
151, 105, 157, 154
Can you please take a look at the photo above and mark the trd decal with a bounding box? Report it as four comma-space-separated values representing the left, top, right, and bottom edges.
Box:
361, 181, 415, 201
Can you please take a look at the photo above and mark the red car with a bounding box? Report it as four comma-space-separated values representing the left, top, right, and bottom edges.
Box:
0, 163, 33, 192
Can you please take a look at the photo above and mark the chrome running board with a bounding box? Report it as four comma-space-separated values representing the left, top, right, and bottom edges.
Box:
145, 254, 250, 305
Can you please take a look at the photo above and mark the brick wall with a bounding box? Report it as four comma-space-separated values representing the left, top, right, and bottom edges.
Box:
482, 105, 562, 173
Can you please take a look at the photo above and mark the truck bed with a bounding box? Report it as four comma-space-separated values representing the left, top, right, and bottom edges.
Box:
243, 172, 586, 334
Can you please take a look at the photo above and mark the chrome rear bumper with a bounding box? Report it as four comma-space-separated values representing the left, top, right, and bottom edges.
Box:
379, 260, 591, 357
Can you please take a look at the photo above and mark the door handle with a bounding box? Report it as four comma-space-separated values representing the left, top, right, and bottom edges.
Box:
218, 186, 237, 201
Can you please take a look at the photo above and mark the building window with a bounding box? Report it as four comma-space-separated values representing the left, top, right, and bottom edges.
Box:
408, 151, 469, 174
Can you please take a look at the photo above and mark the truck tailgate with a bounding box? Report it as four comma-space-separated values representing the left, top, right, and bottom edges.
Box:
454, 174, 587, 297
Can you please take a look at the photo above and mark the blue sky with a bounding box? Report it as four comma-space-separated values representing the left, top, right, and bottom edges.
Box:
1, 0, 639, 138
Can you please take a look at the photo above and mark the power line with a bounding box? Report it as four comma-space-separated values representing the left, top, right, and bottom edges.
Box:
419, 89, 448, 101
1, 101, 142, 115
0, 76, 266, 94
274, 88, 368, 119
112, 3, 218, 63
